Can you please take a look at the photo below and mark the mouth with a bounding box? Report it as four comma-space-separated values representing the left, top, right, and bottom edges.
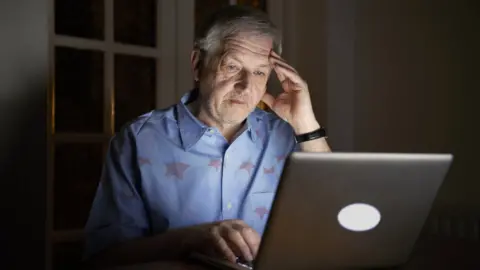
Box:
229, 99, 246, 105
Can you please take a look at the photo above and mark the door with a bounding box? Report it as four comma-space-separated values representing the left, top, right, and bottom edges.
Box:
47, 0, 279, 268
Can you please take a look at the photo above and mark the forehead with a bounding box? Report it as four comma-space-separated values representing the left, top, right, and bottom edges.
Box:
222, 34, 273, 65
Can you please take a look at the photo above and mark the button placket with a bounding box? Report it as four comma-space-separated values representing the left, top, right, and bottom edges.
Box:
221, 149, 228, 218
223, 148, 231, 167
221, 147, 237, 219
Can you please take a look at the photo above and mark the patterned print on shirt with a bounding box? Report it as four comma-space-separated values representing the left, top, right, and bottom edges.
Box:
165, 162, 190, 180
239, 161, 255, 176
255, 128, 262, 139
255, 206, 269, 220
208, 159, 222, 172
138, 157, 151, 166
275, 154, 287, 163
263, 166, 275, 175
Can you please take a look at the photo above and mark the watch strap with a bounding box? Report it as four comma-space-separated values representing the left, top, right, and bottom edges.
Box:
295, 127, 327, 143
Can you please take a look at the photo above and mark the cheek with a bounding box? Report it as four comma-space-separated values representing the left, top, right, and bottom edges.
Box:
254, 76, 268, 88
252, 77, 268, 94
216, 73, 234, 88
206, 76, 233, 104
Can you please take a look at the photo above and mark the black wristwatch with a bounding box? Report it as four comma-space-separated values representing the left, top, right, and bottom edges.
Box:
295, 127, 327, 143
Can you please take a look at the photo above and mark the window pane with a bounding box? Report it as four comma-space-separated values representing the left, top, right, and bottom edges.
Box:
195, 1, 267, 37
55, 0, 104, 40
195, 0, 230, 37
114, 0, 156, 47
55, 47, 104, 133
54, 143, 104, 230
114, 55, 156, 131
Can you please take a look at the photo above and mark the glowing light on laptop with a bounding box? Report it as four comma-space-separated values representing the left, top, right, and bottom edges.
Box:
337, 203, 381, 232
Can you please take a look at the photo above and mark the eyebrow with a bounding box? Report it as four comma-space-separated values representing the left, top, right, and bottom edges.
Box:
256, 63, 271, 68
226, 54, 271, 69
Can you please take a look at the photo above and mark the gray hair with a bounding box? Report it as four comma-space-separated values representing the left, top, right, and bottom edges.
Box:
194, 5, 282, 68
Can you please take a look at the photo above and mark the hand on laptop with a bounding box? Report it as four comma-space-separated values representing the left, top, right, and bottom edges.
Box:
196, 219, 260, 263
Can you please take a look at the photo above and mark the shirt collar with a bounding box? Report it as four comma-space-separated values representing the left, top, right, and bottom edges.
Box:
176, 89, 262, 151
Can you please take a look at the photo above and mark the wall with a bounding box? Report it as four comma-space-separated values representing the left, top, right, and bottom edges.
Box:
172, 0, 479, 212
0, 0, 49, 268
291, 0, 328, 127
354, 0, 480, 210
289, 0, 480, 211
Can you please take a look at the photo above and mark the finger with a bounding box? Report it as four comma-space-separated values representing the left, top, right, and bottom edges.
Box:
281, 79, 296, 93
269, 50, 286, 63
223, 226, 253, 261
261, 92, 275, 109
211, 227, 237, 262
269, 58, 301, 86
239, 226, 261, 258
269, 55, 298, 75
273, 64, 286, 82
270, 50, 282, 58
276, 92, 290, 103
231, 222, 260, 259
273, 61, 299, 77
274, 64, 306, 89
269, 54, 288, 83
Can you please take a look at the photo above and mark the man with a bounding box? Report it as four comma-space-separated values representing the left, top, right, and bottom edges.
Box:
84, 5, 331, 267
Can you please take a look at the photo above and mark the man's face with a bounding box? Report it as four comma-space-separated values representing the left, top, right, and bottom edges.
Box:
197, 34, 273, 125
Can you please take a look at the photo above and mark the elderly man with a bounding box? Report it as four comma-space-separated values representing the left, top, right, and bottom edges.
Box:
84, 5, 331, 267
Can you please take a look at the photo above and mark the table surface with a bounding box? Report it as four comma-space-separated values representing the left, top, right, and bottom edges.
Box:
108, 261, 208, 270
105, 236, 480, 270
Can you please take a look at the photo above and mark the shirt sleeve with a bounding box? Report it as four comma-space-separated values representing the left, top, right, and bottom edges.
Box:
83, 126, 150, 259
287, 127, 300, 153
292, 142, 301, 152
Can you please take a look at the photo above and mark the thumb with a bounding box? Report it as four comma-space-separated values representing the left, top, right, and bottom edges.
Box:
261, 92, 275, 109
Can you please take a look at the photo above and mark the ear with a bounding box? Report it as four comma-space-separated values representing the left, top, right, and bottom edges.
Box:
191, 49, 201, 82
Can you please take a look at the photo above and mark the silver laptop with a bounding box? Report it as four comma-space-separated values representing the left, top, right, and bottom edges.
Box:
192, 152, 453, 270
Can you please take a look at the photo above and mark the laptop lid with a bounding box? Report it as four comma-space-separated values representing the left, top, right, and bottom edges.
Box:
255, 152, 453, 269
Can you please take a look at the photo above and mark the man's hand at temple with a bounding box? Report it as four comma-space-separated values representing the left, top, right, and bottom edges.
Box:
262, 51, 331, 152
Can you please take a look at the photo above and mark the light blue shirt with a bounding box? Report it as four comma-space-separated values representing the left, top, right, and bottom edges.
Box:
84, 89, 296, 258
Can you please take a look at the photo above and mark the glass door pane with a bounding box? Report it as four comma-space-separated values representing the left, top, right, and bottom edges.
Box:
114, 0, 156, 47
195, 0, 230, 37
114, 55, 156, 131
55, 0, 104, 40
55, 47, 104, 133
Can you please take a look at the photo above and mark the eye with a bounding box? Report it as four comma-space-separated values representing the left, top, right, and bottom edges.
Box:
226, 64, 239, 72
253, 70, 266, 76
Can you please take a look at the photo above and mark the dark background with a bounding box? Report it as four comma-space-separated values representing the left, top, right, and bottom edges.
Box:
0, 0, 48, 268
1, 0, 479, 269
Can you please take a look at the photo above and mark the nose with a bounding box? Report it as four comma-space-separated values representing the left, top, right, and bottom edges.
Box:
234, 69, 252, 91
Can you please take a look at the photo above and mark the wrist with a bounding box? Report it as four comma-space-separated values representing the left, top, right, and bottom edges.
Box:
178, 224, 210, 256
291, 119, 321, 135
